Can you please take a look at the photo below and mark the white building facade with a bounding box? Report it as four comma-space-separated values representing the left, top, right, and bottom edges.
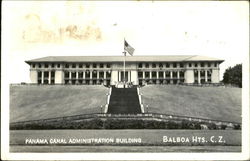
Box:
25, 55, 223, 86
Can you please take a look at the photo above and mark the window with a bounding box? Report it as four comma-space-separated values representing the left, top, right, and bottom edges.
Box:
32, 64, 35, 68
152, 71, 157, 78
99, 71, 104, 78
145, 72, 150, 78
159, 71, 163, 78
100, 63, 103, 68
79, 72, 83, 78
214, 63, 217, 67
72, 64, 76, 68
207, 63, 211, 67
166, 63, 170, 68
180, 71, 184, 77
57, 64, 60, 68
107, 63, 110, 68
152, 63, 156, 68
45, 64, 48, 68
180, 63, 184, 68
138, 71, 143, 78
86, 64, 90, 68
189, 63, 192, 67
172, 71, 177, 78
65, 64, 69, 68
51, 71, 55, 77
64, 71, 69, 78
138, 63, 142, 68
159, 63, 163, 68
38, 64, 42, 68
145, 63, 149, 68
201, 62, 204, 67
38, 71, 42, 78
106, 71, 111, 78
85, 70, 90, 78
173, 63, 177, 68
44, 71, 49, 78
93, 63, 97, 68
92, 70, 97, 78
79, 64, 83, 68
165, 71, 170, 77
51, 64, 54, 68
195, 63, 198, 67
72, 72, 76, 78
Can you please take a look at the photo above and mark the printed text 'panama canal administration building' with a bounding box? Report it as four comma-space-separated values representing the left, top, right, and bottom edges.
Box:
25, 55, 223, 86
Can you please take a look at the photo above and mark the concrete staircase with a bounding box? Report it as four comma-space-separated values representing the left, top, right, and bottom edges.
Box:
107, 87, 141, 114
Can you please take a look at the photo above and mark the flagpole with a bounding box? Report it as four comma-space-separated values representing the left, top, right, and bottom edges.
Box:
123, 51, 126, 87
123, 38, 126, 87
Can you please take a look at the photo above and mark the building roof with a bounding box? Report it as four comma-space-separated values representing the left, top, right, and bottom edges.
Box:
25, 55, 224, 64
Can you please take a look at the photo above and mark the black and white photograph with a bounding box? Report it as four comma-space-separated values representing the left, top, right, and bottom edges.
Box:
1, 1, 249, 160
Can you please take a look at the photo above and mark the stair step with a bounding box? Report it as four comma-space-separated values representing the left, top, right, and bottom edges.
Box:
107, 87, 141, 114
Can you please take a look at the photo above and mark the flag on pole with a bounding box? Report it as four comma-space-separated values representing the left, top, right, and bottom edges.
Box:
124, 40, 135, 56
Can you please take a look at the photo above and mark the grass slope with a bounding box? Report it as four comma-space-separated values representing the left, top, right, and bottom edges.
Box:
141, 85, 241, 123
10, 85, 109, 123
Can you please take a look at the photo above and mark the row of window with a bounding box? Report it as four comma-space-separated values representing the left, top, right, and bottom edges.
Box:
64, 71, 111, 79
64, 79, 111, 85
138, 71, 185, 78
138, 62, 217, 68
32, 63, 111, 69
139, 79, 185, 85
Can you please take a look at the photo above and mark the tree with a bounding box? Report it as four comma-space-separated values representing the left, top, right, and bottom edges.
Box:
223, 64, 242, 88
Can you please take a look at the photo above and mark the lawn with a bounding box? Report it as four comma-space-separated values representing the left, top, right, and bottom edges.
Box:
141, 85, 241, 122
10, 85, 109, 122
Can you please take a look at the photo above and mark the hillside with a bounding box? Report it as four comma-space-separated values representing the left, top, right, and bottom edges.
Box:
10, 85, 109, 123
140, 85, 241, 123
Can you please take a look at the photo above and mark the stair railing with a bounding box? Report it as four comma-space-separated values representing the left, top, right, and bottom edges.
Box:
137, 87, 145, 113
104, 87, 112, 113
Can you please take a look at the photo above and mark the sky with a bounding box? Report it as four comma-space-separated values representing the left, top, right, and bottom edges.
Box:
2, 1, 249, 83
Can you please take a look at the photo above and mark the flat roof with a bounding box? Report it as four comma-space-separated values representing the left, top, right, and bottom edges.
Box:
25, 55, 224, 64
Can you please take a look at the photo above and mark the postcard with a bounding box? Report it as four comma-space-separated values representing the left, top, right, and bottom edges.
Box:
1, 1, 249, 160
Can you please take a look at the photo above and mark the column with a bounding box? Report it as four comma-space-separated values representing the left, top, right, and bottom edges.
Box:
177, 71, 180, 83
104, 71, 107, 85
90, 71, 92, 79
142, 71, 145, 79
104, 71, 106, 79
83, 71, 86, 84
149, 71, 152, 79
156, 71, 159, 84
170, 71, 173, 84
48, 71, 51, 84
69, 71, 72, 84
163, 71, 166, 84
198, 70, 201, 84
90, 71, 93, 84
205, 70, 208, 83
97, 71, 100, 84
76, 71, 79, 84
76, 71, 79, 79
41, 71, 44, 84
